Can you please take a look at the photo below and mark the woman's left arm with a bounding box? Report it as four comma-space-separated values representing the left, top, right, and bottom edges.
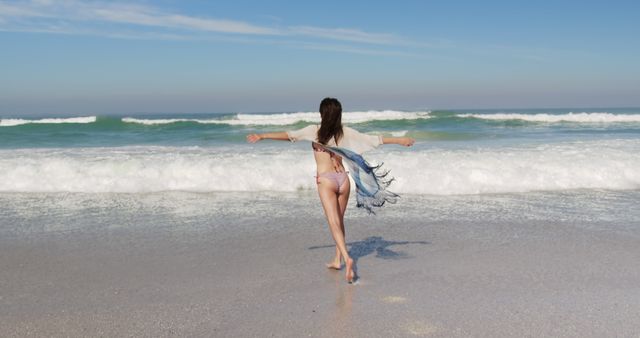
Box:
382, 137, 415, 147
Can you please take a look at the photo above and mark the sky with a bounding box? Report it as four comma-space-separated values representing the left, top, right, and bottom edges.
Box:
1, 0, 639, 115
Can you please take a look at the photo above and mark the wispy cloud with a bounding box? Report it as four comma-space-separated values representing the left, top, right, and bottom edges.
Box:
88, 6, 281, 35
0, 0, 552, 61
0, 1, 44, 17
0, 0, 409, 46
290, 26, 403, 45
0, 1, 281, 34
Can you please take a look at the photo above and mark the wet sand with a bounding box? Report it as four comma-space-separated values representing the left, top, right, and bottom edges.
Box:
1, 192, 640, 337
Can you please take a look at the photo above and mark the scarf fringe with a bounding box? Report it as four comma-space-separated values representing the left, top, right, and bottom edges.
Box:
355, 160, 399, 214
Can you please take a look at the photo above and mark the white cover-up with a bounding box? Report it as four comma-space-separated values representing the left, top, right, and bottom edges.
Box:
287, 125, 397, 214
286, 125, 383, 154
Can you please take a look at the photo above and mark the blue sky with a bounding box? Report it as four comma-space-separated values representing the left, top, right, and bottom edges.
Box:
1, 0, 639, 115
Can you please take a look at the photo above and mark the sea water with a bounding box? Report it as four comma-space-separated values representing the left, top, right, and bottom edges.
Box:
1, 108, 639, 234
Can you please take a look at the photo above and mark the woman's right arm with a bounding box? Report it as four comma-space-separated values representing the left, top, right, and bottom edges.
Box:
246, 132, 289, 143
248, 125, 317, 143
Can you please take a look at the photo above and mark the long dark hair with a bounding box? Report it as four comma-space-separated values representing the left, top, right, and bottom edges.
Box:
317, 97, 343, 145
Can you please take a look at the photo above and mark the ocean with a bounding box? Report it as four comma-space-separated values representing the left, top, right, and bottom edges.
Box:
1, 108, 639, 195
1, 107, 640, 237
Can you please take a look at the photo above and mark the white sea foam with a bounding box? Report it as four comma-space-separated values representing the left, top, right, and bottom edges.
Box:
457, 112, 640, 123
386, 141, 640, 194
1, 140, 639, 194
0, 116, 97, 127
390, 130, 408, 137
121, 117, 197, 125
122, 110, 431, 126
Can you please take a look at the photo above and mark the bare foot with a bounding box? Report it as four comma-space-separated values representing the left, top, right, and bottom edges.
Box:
325, 258, 342, 270
345, 258, 355, 283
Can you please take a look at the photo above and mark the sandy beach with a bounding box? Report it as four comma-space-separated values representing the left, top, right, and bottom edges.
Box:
1, 191, 639, 337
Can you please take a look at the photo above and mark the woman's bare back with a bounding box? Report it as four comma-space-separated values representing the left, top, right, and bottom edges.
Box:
312, 142, 346, 174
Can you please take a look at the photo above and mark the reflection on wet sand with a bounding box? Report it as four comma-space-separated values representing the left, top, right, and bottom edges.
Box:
325, 268, 355, 337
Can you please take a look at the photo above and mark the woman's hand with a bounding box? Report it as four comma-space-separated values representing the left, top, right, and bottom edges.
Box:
383, 136, 415, 147
399, 137, 415, 147
246, 132, 290, 142
246, 133, 262, 143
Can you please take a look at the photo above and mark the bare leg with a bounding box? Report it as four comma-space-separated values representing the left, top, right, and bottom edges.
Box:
326, 248, 342, 270
327, 179, 350, 270
337, 179, 354, 282
318, 177, 355, 283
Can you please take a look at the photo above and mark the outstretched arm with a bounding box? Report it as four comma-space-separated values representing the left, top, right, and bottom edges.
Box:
382, 137, 415, 147
246, 132, 289, 143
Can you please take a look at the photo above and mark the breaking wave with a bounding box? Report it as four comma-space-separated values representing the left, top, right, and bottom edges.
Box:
0, 116, 97, 127
122, 110, 431, 126
1, 140, 638, 194
457, 112, 640, 123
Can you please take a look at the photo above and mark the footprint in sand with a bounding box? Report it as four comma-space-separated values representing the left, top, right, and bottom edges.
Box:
404, 320, 440, 336
381, 295, 408, 304
381, 297, 443, 336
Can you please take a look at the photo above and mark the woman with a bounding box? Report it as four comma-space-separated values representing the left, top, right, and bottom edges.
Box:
247, 98, 414, 283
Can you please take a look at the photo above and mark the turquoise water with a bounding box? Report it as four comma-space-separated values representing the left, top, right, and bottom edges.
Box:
2, 108, 640, 149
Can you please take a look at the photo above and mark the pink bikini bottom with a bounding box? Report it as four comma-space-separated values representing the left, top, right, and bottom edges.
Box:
316, 172, 349, 193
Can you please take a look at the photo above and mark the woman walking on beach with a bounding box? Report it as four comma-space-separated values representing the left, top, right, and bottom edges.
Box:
247, 98, 414, 283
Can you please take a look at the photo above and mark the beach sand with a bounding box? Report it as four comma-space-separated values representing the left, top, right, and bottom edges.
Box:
1, 192, 639, 337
